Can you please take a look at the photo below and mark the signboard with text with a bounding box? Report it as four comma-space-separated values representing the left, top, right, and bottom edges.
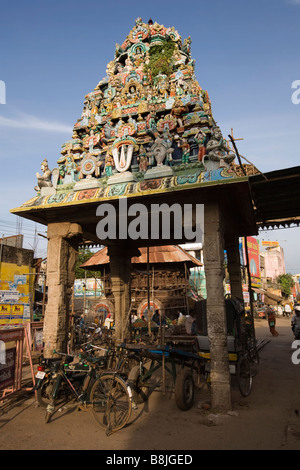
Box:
0, 348, 16, 391
243, 237, 261, 288
74, 278, 104, 298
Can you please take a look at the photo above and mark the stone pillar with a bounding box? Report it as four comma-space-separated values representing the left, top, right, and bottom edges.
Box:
43, 223, 81, 357
108, 245, 140, 342
226, 236, 243, 300
203, 202, 231, 411
226, 236, 247, 338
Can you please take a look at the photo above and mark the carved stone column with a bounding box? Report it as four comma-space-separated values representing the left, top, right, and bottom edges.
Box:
203, 202, 231, 411
43, 223, 81, 357
108, 245, 140, 342
226, 236, 243, 300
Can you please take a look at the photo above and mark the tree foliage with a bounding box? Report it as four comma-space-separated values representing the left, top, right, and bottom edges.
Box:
75, 248, 95, 279
145, 39, 177, 78
278, 273, 294, 295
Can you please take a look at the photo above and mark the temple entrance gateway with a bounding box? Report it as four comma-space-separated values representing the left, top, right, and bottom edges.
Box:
11, 18, 260, 411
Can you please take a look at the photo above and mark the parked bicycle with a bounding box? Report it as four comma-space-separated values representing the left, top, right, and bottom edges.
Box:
33, 355, 66, 408
33, 343, 106, 407
235, 330, 259, 397
68, 315, 103, 352
44, 350, 135, 435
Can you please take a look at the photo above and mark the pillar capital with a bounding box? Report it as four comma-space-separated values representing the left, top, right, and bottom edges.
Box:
47, 222, 82, 239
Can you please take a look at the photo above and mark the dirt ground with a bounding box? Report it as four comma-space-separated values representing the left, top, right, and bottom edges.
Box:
1, 316, 300, 451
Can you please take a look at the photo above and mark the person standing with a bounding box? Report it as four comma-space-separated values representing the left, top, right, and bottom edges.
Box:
284, 303, 291, 318
266, 305, 279, 337
104, 313, 114, 329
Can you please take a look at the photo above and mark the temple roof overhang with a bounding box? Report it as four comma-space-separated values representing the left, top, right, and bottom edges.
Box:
11, 174, 258, 246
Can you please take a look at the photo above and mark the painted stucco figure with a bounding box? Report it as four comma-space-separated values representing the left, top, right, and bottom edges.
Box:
34, 159, 53, 191
147, 136, 174, 167
204, 127, 235, 170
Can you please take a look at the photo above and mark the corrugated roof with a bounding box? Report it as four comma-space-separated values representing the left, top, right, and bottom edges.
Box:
249, 166, 300, 230
81, 245, 202, 269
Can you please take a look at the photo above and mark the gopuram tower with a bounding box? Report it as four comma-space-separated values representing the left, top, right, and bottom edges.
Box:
12, 18, 259, 411
52, 17, 235, 192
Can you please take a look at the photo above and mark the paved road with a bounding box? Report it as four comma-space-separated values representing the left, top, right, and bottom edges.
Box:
0, 316, 300, 450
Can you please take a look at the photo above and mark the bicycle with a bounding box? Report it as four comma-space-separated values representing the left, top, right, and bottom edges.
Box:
45, 350, 134, 435
235, 333, 259, 397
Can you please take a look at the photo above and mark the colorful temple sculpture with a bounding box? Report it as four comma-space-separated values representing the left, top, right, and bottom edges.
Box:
28, 17, 239, 206
12, 19, 262, 412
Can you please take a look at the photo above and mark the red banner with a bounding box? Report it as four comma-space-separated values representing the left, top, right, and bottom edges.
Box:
243, 237, 261, 288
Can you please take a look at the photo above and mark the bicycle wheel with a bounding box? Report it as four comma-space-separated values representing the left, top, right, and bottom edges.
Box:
236, 356, 252, 397
90, 374, 131, 434
248, 348, 259, 377
128, 365, 150, 404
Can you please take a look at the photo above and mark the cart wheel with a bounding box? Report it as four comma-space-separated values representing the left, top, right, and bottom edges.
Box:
237, 356, 253, 397
128, 365, 150, 404
175, 368, 194, 411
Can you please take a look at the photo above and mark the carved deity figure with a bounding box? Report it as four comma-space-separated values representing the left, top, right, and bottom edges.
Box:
137, 145, 149, 172
124, 56, 133, 72
205, 127, 235, 169
147, 136, 174, 167
85, 129, 100, 153
171, 98, 189, 129
64, 155, 78, 182
104, 151, 115, 176
179, 138, 190, 164
194, 129, 206, 161
34, 159, 52, 191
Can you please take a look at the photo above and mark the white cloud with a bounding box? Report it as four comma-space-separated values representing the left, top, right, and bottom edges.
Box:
0, 111, 73, 133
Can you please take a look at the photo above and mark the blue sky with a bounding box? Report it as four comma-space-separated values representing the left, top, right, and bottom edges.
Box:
0, 0, 299, 273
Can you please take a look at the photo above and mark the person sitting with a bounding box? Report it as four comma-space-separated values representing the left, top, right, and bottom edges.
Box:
185, 310, 197, 335
152, 310, 160, 325
291, 306, 300, 338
